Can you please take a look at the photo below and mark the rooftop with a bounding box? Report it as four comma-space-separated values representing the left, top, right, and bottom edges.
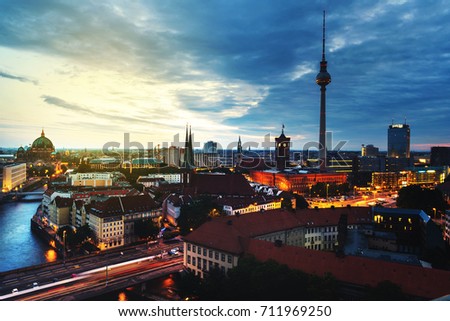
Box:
191, 173, 255, 196
184, 207, 450, 299
184, 207, 372, 254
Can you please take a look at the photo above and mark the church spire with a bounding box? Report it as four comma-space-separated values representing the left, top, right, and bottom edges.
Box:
237, 136, 242, 154
41, 128, 45, 137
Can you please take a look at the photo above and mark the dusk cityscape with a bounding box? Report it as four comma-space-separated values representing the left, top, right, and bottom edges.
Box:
1, 0, 450, 308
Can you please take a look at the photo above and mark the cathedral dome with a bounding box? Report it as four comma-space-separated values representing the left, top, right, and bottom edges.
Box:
31, 129, 55, 150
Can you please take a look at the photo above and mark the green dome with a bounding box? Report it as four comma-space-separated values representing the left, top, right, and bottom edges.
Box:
31, 129, 55, 150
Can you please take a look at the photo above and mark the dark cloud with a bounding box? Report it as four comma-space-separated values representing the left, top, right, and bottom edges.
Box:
41, 95, 179, 130
0, 70, 37, 85
1, 1, 450, 149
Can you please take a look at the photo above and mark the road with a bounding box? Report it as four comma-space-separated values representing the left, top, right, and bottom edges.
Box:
8, 256, 183, 301
0, 239, 184, 299
307, 191, 398, 209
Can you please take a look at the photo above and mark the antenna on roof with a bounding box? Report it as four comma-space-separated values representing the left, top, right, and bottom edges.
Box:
322, 10, 326, 61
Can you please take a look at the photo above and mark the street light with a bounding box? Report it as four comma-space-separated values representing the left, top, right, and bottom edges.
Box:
63, 230, 67, 266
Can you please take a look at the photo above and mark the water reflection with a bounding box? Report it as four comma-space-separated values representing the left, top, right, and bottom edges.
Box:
118, 292, 127, 301
0, 193, 51, 272
44, 249, 58, 262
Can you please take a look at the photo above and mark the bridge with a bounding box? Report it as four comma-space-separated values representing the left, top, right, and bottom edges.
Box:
14, 191, 44, 196
0, 241, 185, 300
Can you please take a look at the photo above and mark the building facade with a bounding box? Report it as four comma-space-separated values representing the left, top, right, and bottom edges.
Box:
1, 163, 26, 192
430, 146, 450, 166
249, 170, 347, 194
219, 196, 282, 216
183, 207, 372, 278
67, 172, 113, 187
89, 211, 124, 250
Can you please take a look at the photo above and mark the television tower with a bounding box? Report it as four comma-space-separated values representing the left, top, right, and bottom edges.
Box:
316, 11, 331, 172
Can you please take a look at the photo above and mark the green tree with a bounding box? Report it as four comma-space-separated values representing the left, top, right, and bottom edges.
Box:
178, 197, 214, 235
366, 280, 407, 300
74, 224, 96, 245
77, 162, 92, 173
194, 255, 338, 301
134, 219, 160, 239
294, 194, 309, 209
396, 185, 448, 217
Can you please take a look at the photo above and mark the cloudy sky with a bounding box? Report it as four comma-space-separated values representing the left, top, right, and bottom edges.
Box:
0, 0, 449, 152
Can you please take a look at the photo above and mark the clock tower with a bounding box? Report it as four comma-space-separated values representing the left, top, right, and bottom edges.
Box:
275, 125, 290, 171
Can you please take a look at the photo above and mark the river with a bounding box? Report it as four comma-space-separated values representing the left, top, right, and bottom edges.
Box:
0, 192, 56, 273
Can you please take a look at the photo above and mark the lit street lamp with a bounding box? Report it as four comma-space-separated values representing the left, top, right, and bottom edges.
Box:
63, 230, 67, 266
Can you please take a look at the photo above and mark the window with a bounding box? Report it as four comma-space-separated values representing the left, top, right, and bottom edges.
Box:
187, 255, 191, 264
197, 246, 201, 255
187, 244, 191, 251
192, 257, 196, 266
221, 253, 225, 262
192, 245, 196, 252
208, 250, 213, 258
227, 255, 232, 264
203, 248, 207, 256
215, 252, 219, 260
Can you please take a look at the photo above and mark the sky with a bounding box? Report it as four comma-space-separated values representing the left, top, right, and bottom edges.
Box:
0, 0, 450, 152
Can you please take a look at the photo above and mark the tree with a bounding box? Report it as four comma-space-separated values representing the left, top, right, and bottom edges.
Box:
74, 224, 96, 245
178, 197, 214, 235
294, 194, 309, 209
194, 255, 338, 300
396, 185, 448, 217
77, 162, 92, 173
366, 280, 407, 300
134, 219, 160, 239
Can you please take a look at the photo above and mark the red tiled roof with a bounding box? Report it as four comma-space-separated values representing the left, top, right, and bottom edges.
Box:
165, 194, 193, 207
74, 199, 84, 209
185, 207, 371, 243
54, 196, 73, 208
184, 207, 371, 251
120, 193, 158, 212
184, 218, 248, 254
184, 207, 450, 299
245, 238, 450, 300
191, 173, 255, 196
89, 193, 159, 218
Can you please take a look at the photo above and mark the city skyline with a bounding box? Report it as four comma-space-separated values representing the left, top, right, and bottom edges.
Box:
1, 1, 450, 150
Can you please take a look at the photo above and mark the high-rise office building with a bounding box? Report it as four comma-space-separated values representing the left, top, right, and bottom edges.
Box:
388, 123, 410, 158
430, 146, 450, 166
203, 141, 218, 154
361, 144, 379, 157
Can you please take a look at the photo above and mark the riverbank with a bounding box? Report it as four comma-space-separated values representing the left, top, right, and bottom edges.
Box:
0, 178, 45, 204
